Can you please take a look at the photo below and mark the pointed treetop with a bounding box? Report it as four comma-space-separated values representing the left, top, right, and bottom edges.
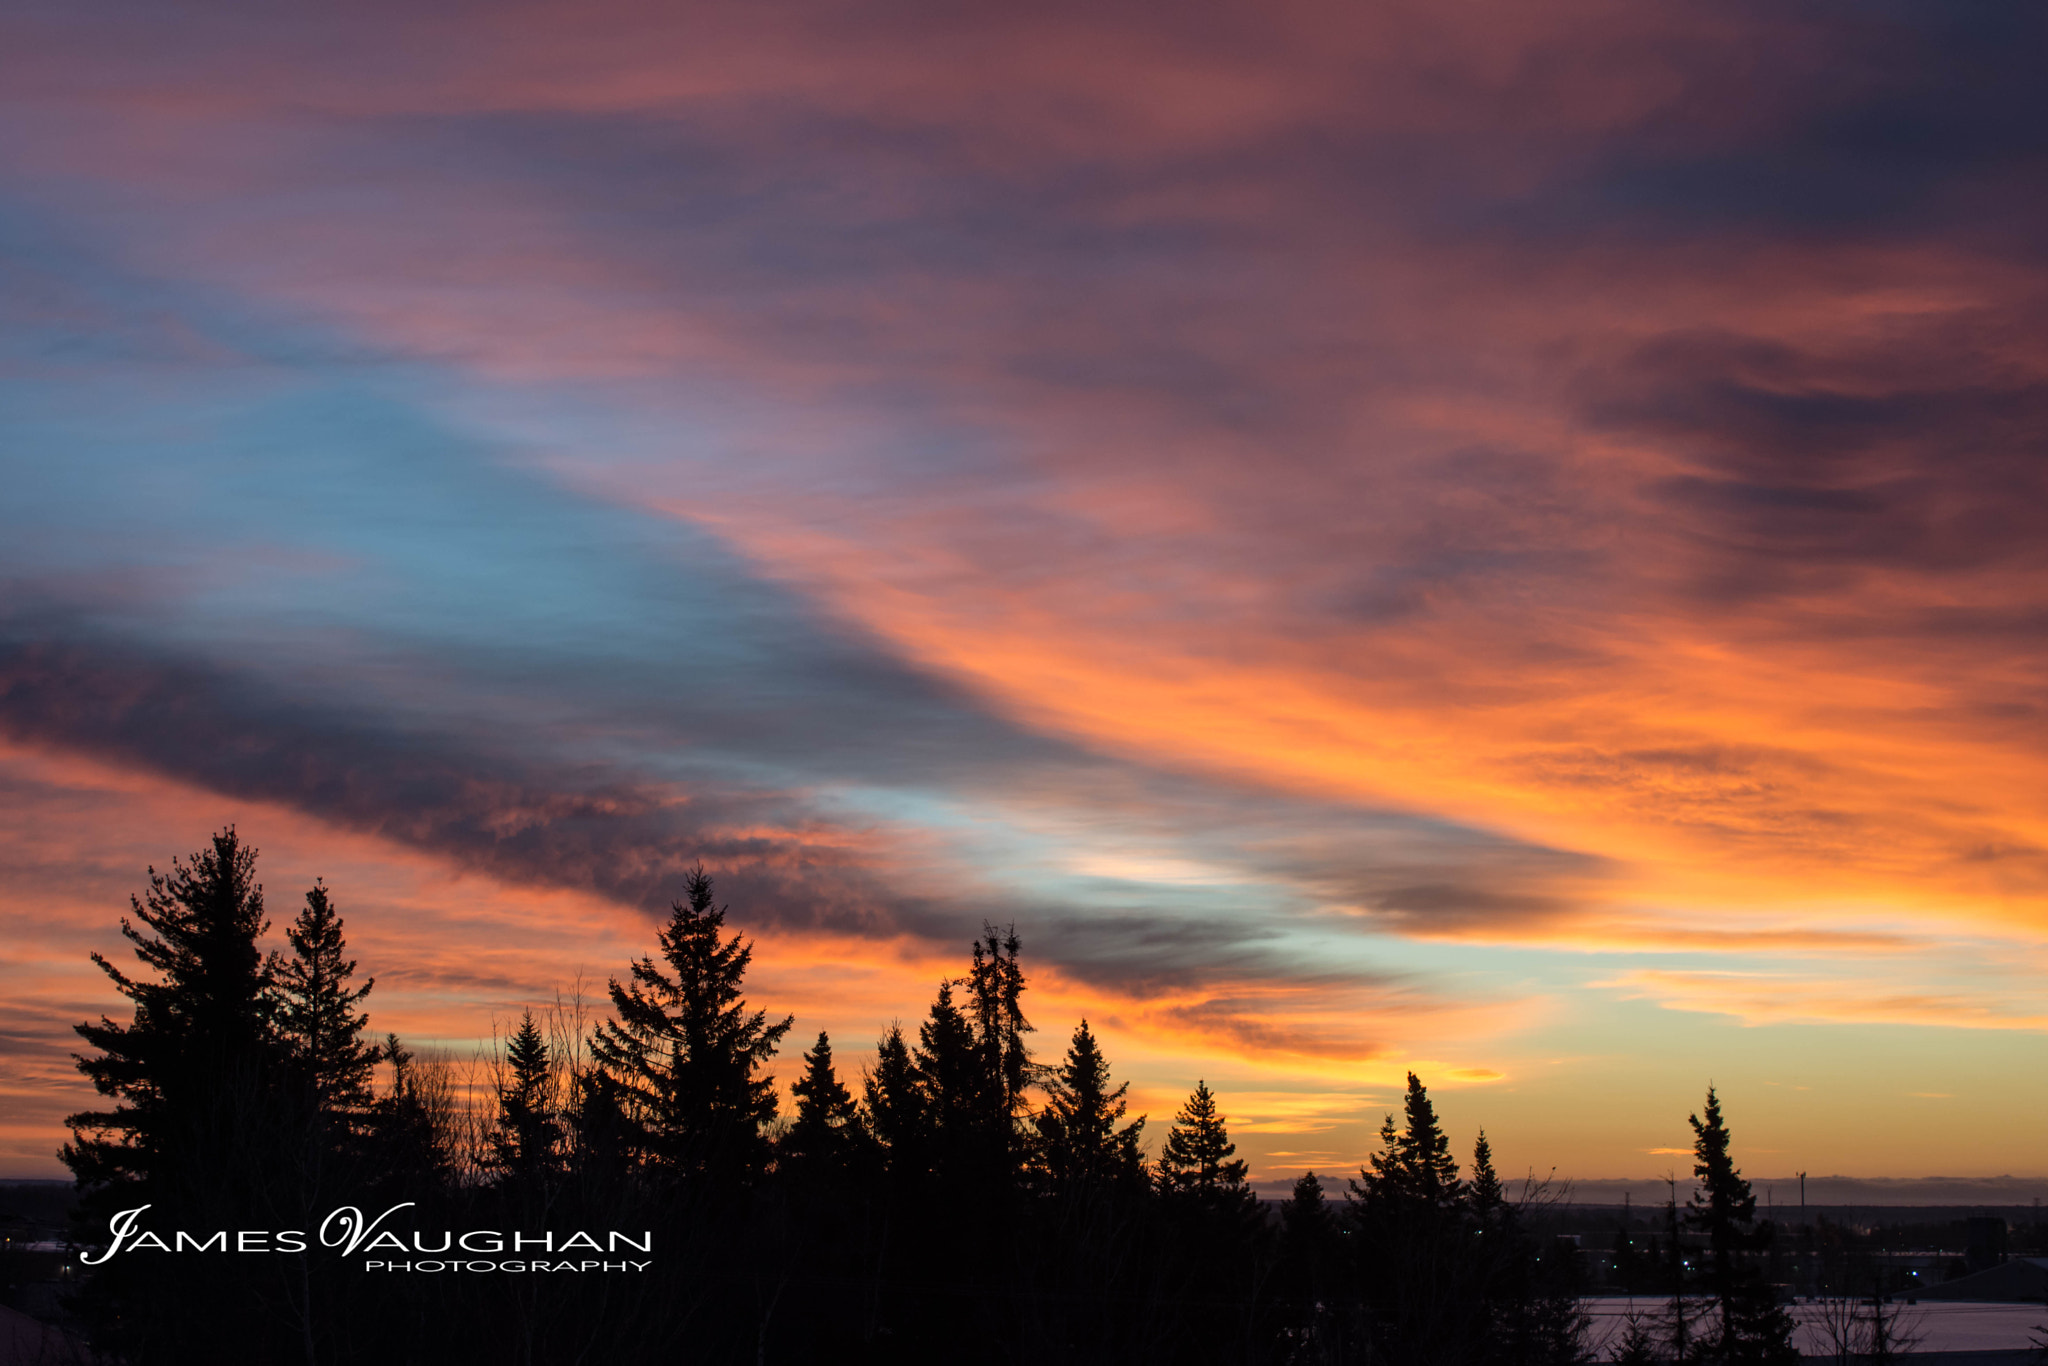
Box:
1471, 1129, 1514, 1230
1352, 1072, 1465, 1212
965, 923, 1035, 1119
784, 1030, 870, 1178
1157, 1079, 1253, 1209
863, 1021, 927, 1169
272, 879, 378, 1113
491, 1009, 562, 1181
1687, 1084, 1758, 1230
99, 826, 272, 1045
1032, 1018, 1145, 1195
586, 865, 793, 1182
1282, 1170, 1332, 1238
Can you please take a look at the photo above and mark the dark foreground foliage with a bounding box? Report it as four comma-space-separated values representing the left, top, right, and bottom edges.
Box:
55, 831, 1792, 1365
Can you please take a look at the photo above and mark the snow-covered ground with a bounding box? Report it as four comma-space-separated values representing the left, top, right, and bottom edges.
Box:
1582, 1296, 2046, 1356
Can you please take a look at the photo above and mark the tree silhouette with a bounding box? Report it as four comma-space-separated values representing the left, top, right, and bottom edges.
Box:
863, 1021, 928, 1176
369, 1032, 455, 1197
1156, 1080, 1253, 1212
1687, 1087, 1799, 1364
589, 866, 793, 1185
1470, 1131, 1507, 1229
782, 1030, 868, 1181
1016, 1020, 1158, 1360
1360, 1072, 1464, 1212
490, 1009, 563, 1184
1472, 1131, 1588, 1365
966, 924, 1035, 1146
1031, 1020, 1144, 1197
913, 977, 993, 1196
61, 830, 280, 1363
1277, 1171, 1345, 1358
271, 880, 378, 1118
1156, 1080, 1267, 1359
1349, 1073, 1480, 1365
64, 828, 274, 1202
268, 879, 382, 1366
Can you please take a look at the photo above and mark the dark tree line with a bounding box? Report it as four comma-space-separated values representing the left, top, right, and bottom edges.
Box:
60, 831, 1795, 1365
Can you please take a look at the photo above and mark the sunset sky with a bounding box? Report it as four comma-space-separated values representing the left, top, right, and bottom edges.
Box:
3, 0, 2045, 1185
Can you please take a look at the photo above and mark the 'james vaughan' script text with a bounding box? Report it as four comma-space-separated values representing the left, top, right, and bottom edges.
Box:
80, 1205, 652, 1263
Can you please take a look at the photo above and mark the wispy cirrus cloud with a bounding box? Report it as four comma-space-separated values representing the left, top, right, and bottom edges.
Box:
1597, 968, 2048, 1031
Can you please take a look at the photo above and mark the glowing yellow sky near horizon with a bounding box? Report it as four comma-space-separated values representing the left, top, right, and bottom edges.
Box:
6, 686, 2044, 1188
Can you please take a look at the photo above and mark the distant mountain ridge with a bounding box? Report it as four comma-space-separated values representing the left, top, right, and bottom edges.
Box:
1518, 1175, 2047, 1207
1248, 1174, 2048, 1206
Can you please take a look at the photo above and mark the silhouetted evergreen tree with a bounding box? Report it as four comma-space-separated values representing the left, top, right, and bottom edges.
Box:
268, 879, 382, 1365
1471, 1132, 1587, 1365
1156, 1081, 1270, 1363
64, 828, 274, 1197
758, 1030, 884, 1364
888, 941, 1040, 1354
912, 979, 980, 1175
489, 1009, 563, 1185
1276, 1172, 1348, 1361
270, 879, 378, 1119
781, 1030, 868, 1183
1661, 1181, 1703, 1363
1157, 1081, 1253, 1213
1012, 1022, 1154, 1361
1032, 1020, 1145, 1197
368, 1032, 456, 1199
1369, 1072, 1465, 1211
965, 924, 1035, 1157
62, 829, 282, 1363
1349, 1073, 1479, 1366
854, 1020, 939, 1352
1610, 1313, 1660, 1365
1471, 1131, 1507, 1228
588, 866, 793, 1188
1686, 1088, 1798, 1365
864, 1021, 928, 1177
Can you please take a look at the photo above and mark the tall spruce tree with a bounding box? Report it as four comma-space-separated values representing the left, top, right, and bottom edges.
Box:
1469, 1131, 1508, 1231
490, 1009, 563, 1184
1686, 1087, 1799, 1364
1017, 1022, 1153, 1359
1156, 1080, 1254, 1213
271, 880, 378, 1119
864, 1022, 928, 1177
965, 924, 1035, 1143
1031, 1020, 1145, 1197
1277, 1172, 1345, 1358
266, 879, 382, 1366
1156, 1081, 1268, 1358
912, 979, 981, 1174
1360, 1072, 1464, 1211
589, 867, 793, 1185
782, 1030, 868, 1182
369, 1032, 455, 1197
1471, 1131, 1588, 1365
1663, 1178, 1701, 1362
1348, 1073, 1477, 1366
61, 830, 281, 1363
64, 828, 275, 1204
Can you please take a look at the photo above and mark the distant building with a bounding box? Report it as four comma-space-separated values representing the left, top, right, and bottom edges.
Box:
1919, 1257, 2048, 1304
1965, 1215, 2010, 1273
